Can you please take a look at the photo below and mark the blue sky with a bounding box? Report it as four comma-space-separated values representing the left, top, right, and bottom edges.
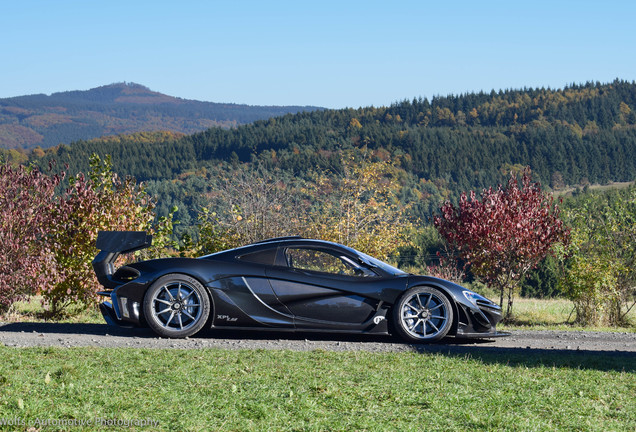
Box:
1, 0, 635, 109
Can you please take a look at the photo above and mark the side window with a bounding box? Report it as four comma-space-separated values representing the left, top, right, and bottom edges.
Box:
285, 248, 374, 277
237, 248, 276, 265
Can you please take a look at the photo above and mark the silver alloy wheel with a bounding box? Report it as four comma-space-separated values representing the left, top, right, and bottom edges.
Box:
150, 281, 203, 332
398, 288, 451, 341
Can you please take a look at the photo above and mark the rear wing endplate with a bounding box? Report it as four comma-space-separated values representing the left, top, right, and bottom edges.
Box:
92, 231, 152, 289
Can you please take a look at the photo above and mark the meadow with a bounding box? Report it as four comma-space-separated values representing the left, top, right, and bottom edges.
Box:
1, 297, 635, 431
0, 346, 634, 431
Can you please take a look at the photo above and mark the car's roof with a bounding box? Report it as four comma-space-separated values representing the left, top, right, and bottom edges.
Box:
201, 237, 360, 259
247, 237, 362, 253
249, 236, 304, 244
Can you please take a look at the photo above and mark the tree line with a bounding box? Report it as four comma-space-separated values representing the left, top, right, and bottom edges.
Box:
22, 79, 636, 232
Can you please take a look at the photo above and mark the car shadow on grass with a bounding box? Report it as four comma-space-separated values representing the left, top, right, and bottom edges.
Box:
410, 344, 636, 373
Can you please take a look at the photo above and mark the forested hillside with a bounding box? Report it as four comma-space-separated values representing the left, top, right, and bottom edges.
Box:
0, 82, 321, 149
22, 79, 636, 234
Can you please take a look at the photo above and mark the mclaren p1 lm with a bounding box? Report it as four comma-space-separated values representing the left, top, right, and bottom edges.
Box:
93, 231, 507, 343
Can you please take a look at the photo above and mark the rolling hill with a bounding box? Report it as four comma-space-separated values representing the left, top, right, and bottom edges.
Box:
0, 82, 321, 149
18, 79, 636, 236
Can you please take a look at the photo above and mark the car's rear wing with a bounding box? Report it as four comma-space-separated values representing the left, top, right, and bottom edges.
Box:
92, 231, 152, 289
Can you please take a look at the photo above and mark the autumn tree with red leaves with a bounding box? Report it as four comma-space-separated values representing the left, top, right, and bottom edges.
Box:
0, 164, 62, 312
1, 155, 161, 317
434, 169, 569, 318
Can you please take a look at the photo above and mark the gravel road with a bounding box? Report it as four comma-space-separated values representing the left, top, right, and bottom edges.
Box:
1, 322, 634, 356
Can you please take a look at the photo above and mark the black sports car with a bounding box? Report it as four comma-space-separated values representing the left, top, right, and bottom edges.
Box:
93, 231, 507, 343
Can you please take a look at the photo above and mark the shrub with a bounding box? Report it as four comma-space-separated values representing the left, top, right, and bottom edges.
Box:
0, 164, 61, 312
43, 155, 156, 316
559, 186, 636, 326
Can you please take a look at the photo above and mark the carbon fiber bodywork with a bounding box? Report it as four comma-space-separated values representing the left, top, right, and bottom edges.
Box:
93, 232, 506, 340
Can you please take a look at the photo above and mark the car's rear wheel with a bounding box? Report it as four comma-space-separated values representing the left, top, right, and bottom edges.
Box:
143, 274, 210, 338
392, 286, 453, 343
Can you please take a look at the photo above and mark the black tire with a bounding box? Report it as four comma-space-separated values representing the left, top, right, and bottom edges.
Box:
392, 286, 453, 343
143, 274, 210, 338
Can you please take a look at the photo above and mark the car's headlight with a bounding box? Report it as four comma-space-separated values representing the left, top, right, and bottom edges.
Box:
463, 290, 489, 307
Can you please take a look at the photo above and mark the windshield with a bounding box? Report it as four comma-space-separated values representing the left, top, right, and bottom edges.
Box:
356, 251, 407, 276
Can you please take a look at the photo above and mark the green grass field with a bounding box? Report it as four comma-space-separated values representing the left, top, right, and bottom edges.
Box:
553, 180, 636, 197
500, 298, 636, 332
2, 297, 634, 431
2, 297, 103, 325
0, 347, 634, 431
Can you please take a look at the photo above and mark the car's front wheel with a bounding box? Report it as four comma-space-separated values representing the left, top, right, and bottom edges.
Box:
143, 274, 210, 338
392, 286, 453, 343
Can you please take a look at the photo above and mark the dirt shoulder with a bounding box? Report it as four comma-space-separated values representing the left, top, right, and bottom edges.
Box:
1, 322, 634, 357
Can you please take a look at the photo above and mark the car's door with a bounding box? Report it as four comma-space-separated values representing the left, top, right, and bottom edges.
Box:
264, 246, 402, 330
210, 246, 295, 328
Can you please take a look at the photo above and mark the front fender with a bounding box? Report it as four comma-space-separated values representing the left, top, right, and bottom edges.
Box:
405, 275, 504, 337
